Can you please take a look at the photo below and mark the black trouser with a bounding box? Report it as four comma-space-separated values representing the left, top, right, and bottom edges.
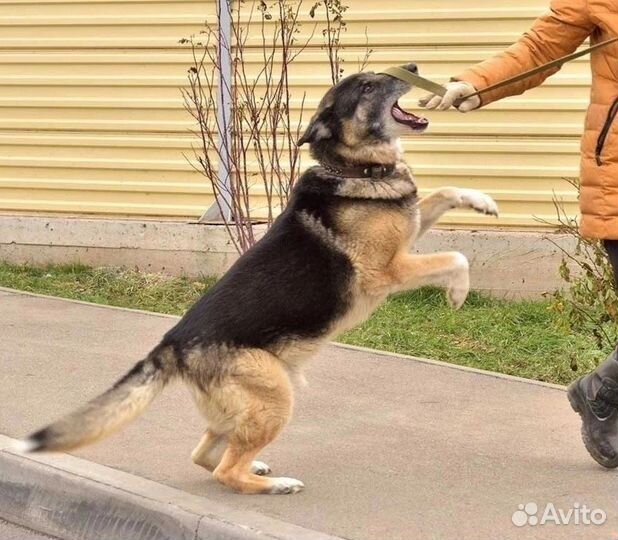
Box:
605, 240, 618, 286
603, 241, 618, 364
585, 240, 618, 392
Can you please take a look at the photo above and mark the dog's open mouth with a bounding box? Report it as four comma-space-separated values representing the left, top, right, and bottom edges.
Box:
391, 102, 429, 131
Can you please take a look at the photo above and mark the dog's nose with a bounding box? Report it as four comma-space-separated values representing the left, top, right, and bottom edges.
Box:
404, 63, 418, 74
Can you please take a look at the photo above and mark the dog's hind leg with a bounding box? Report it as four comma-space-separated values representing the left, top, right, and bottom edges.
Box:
192, 429, 271, 475
211, 350, 302, 494
416, 188, 498, 239
191, 429, 226, 472
214, 438, 301, 494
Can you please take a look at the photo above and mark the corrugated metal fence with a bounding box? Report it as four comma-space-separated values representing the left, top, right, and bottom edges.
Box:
0, 0, 587, 228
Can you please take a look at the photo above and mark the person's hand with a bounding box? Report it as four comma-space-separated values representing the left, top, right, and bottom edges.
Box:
418, 81, 481, 112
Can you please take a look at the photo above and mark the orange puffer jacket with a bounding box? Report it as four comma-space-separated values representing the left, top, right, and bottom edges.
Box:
456, 0, 617, 240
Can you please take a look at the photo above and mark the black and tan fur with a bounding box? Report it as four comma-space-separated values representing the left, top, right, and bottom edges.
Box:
16, 63, 498, 495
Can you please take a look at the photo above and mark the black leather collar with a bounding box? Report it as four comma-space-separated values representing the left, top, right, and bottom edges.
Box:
320, 163, 396, 180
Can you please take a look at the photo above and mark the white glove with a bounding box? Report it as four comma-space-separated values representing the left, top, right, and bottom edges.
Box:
418, 81, 481, 112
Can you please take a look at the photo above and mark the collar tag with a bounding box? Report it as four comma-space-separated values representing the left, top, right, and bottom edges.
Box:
371, 166, 384, 180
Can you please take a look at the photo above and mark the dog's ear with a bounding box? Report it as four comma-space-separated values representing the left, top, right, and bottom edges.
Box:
297, 110, 332, 146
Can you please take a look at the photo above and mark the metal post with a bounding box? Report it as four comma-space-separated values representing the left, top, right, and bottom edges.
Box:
202, 0, 233, 221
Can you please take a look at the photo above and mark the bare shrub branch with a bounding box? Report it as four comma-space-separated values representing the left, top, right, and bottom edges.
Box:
182, 1, 362, 254
310, 0, 348, 84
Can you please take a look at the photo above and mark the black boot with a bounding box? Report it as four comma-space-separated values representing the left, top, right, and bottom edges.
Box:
568, 349, 618, 468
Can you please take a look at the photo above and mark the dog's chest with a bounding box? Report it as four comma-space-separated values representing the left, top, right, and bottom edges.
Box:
330, 290, 385, 336
338, 201, 416, 269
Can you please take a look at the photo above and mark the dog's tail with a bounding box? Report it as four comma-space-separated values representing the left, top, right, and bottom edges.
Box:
14, 344, 178, 453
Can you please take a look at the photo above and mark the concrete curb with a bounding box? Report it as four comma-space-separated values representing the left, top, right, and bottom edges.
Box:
0, 286, 181, 320
0, 435, 344, 540
0, 214, 576, 297
335, 342, 568, 392
0, 286, 568, 391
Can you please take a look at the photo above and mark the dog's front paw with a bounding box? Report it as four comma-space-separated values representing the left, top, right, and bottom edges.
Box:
458, 189, 499, 217
447, 253, 470, 310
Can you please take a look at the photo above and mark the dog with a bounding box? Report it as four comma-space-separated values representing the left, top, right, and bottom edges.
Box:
15, 63, 497, 495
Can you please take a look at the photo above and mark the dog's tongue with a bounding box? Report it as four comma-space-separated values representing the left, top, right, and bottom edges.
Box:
392, 102, 429, 130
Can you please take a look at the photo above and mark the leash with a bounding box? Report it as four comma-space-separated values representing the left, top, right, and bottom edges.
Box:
381, 37, 618, 103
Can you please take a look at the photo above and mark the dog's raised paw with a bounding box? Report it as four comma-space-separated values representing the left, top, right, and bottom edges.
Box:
459, 189, 499, 217
446, 253, 470, 310
447, 286, 469, 310
269, 477, 305, 494
251, 460, 271, 476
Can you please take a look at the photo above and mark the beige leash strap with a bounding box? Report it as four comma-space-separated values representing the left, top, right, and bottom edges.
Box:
381, 67, 449, 97
381, 37, 618, 100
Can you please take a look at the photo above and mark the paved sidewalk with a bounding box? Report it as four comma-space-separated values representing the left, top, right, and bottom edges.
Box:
0, 519, 58, 540
1, 288, 616, 540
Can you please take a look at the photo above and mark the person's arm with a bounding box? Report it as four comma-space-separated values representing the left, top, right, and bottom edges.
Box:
421, 0, 595, 111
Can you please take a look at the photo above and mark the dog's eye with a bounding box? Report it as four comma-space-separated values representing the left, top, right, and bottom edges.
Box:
362, 83, 374, 94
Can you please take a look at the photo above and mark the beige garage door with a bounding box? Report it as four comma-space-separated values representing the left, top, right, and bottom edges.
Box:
0, 0, 586, 228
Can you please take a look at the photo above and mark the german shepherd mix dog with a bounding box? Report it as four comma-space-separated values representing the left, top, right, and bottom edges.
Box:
16, 63, 497, 494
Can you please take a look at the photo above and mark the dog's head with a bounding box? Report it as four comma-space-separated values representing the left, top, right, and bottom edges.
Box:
298, 63, 427, 166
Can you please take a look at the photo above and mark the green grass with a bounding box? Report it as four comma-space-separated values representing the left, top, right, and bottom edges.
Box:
0, 263, 216, 315
0, 262, 607, 385
340, 288, 605, 385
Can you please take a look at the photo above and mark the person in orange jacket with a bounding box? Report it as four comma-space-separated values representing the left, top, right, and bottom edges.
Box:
419, 0, 618, 468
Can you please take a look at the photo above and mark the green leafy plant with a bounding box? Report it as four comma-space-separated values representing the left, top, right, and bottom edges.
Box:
546, 177, 618, 354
